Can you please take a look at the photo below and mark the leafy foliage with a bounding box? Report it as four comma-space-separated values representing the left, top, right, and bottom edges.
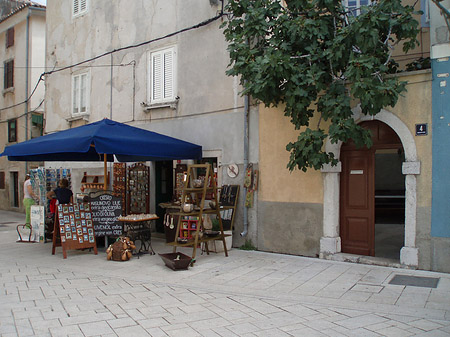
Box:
221, 0, 421, 171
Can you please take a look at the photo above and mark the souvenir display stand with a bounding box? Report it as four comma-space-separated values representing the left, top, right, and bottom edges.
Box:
127, 163, 150, 214
166, 164, 229, 263
81, 172, 109, 191
118, 214, 159, 256
52, 202, 98, 259
174, 164, 188, 202
113, 163, 127, 215
218, 185, 240, 231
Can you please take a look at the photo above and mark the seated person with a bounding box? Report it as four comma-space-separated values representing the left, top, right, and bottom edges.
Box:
47, 178, 73, 205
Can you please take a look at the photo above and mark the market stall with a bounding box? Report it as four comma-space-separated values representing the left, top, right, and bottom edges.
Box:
0, 119, 202, 257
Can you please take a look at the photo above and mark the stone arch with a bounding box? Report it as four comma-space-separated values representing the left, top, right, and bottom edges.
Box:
320, 106, 420, 267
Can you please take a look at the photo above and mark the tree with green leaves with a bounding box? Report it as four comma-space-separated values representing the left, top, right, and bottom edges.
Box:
221, 0, 421, 171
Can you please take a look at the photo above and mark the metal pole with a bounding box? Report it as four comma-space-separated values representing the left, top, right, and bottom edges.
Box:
104, 154, 107, 190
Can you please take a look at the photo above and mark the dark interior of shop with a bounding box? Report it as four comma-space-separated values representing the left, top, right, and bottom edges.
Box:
374, 148, 405, 260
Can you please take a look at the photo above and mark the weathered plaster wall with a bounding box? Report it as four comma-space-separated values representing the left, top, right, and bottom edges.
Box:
0, 8, 45, 212
44, 0, 257, 245
258, 104, 324, 256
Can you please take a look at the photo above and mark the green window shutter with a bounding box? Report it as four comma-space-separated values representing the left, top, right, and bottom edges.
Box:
32, 114, 43, 125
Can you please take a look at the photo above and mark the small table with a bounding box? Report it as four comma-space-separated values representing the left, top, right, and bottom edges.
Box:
118, 216, 159, 256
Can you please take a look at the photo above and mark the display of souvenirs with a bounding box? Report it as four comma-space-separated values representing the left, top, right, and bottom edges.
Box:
46, 168, 72, 193
175, 164, 187, 202
127, 163, 149, 214
118, 213, 158, 221
113, 163, 126, 214
57, 202, 95, 245
30, 168, 72, 209
30, 167, 46, 206
196, 160, 218, 200
80, 172, 108, 190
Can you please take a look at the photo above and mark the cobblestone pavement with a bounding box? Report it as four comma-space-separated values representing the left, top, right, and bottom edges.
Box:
1, 210, 449, 336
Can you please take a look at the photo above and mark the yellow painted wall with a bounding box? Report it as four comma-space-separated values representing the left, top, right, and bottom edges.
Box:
259, 105, 324, 204
387, 71, 433, 208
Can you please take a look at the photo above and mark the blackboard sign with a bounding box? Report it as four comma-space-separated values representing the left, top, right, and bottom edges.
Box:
52, 203, 98, 259
90, 193, 123, 237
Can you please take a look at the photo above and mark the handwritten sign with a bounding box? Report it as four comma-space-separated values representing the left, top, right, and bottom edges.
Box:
90, 193, 122, 237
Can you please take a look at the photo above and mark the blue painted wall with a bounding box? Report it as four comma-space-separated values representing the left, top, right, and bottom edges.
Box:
431, 57, 450, 237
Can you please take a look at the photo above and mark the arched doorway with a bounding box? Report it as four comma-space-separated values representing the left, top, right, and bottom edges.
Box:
320, 107, 420, 268
340, 121, 405, 258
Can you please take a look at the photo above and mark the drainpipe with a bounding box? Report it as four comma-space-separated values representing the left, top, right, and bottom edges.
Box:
110, 53, 113, 119
24, 8, 31, 173
240, 91, 249, 237
24, 6, 45, 173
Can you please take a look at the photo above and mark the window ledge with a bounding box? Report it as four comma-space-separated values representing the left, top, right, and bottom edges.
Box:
142, 98, 179, 111
66, 113, 90, 123
2, 87, 14, 95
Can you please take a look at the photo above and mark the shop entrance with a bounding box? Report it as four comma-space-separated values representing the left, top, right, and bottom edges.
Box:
10, 171, 19, 208
155, 161, 174, 233
340, 121, 404, 259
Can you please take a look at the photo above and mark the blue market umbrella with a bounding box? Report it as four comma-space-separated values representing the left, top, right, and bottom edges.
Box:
1, 118, 202, 189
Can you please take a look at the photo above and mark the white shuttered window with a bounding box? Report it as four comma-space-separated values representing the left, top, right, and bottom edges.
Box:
73, 0, 88, 17
72, 73, 89, 115
344, 0, 371, 16
150, 47, 176, 103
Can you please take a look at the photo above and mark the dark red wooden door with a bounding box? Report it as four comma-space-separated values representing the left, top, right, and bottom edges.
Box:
340, 149, 375, 256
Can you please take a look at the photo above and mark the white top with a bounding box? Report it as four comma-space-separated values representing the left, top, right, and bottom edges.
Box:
23, 179, 33, 199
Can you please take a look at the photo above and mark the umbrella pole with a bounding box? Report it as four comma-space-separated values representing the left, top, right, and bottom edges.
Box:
103, 154, 107, 190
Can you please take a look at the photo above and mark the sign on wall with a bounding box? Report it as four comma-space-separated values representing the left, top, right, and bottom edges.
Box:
415, 123, 428, 136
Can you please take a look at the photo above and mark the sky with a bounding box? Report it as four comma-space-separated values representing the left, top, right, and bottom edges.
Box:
33, 0, 46, 5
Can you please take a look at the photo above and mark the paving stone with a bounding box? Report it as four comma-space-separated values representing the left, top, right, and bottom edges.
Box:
226, 322, 260, 335
351, 284, 384, 293
137, 317, 169, 329
210, 326, 241, 336
29, 316, 61, 331
335, 313, 388, 329
409, 319, 445, 331
160, 323, 191, 331
48, 325, 84, 337
320, 328, 352, 337
0, 324, 17, 335
18, 289, 44, 301
144, 327, 169, 336
79, 321, 114, 336
188, 317, 230, 330
193, 328, 222, 337
374, 325, 413, 336
340, 290, 373, 302
59, 312, 115, 326
287, 326, 328, 336
1, 216, 450, 337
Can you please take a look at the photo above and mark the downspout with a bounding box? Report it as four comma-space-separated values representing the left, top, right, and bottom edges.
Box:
24, 8, 30, 173
23, 6, 45, 173
110, 53, 113, 119
240, 90, 249, 237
